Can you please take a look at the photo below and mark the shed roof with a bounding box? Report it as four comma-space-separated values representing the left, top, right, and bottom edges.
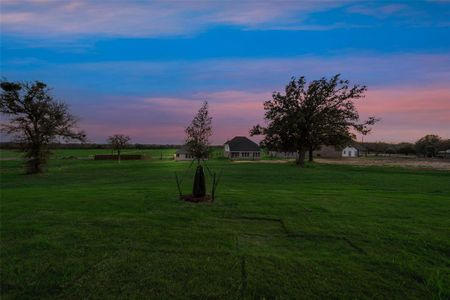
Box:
225, 136, 260, 152
352, 143, 367, 151
175, 145, 188, 154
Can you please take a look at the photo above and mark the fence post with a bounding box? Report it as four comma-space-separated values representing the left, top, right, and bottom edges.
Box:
175, 173, 182, 198
211, 172, 216, 201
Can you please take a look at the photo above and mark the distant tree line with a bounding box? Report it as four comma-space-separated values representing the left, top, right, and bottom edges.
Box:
2, 79, 448, 174
361, 135, 450, 157
0, 142, 192, 150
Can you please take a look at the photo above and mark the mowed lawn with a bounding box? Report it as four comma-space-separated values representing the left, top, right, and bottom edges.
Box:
1, 151, 449, 299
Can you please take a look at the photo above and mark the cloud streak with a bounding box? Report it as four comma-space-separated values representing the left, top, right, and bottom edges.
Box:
73, 90, 267, 144
2, 52, 449, 143
1, 0, 449, 145
0, 0, 346, 38
3, 53, 449, 95
70, 84, 450, 144
2, 0, 447, 40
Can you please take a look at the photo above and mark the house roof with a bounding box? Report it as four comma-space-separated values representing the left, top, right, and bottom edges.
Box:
225, 136, 260, 152
175, 145, 188, 154
343, 146, 358, 150
352, 143, 367, 151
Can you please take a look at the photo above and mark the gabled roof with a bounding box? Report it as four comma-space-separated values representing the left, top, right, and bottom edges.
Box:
175, 145, 188, 154
343, 145, 358, 150
225, 136, 260, 152
351, 142, 367, 151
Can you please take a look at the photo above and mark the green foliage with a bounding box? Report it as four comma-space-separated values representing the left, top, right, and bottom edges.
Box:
107, 134, 131, 162
185, 101, 212, 197
1, 155, 449, 299
396, 142, 416, 155
0, 80, 85, 173
185, 101, 212, 161
415, 134, 442, 157
251, 75, 378, 166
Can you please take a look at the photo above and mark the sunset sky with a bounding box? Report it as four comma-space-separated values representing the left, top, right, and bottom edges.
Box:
1, 0, 449, 144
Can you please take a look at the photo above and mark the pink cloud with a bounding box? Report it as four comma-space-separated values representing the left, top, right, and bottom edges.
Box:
359, 86, 450, 114
357, 86, 450, 142
74, 90, 268, 144
0, 1, 347, 38
75, 85, 450, 144
82, 122, 186, 144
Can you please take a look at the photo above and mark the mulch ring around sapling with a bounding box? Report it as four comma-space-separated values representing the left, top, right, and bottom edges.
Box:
180, 194, 213, 203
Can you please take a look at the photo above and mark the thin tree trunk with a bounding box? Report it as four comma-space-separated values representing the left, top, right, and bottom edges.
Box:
118, 149, 121, 163
193, 164, 206, 197
296, 150, 306, 167
27, 157, 43, 174
308, 146, 313, 162
27, 144, 44, 174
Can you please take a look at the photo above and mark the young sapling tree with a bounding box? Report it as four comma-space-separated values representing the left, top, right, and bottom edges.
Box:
185, 101, 212, 197
107, 134, 131, 163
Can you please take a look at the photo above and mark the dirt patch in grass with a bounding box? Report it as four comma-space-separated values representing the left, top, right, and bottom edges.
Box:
180, 194, 213, 203
233, 160, 291, 164
316, 157, 450, 170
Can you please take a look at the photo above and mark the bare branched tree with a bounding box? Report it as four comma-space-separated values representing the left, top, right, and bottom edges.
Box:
107, 134, 131, 163
0, 80, 86, 173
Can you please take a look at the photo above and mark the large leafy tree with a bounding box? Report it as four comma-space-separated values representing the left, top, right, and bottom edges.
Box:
251, 75, 378, 166
185, 101, 212, 197
439, 139, 450, 151
415, 134, 442, 157
396, 142, 416, 156
107, 134, 131, 163
1, 80, 86, 173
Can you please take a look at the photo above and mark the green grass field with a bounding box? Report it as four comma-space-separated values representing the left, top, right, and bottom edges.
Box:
1, 150, 449, 299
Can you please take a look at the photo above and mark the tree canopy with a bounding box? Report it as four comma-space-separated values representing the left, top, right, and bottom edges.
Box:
415, 134, 442, 157
0, 80, 86, 173
251, 75, 378, 166
185, 101, 212, 162
107, 134, 131, 162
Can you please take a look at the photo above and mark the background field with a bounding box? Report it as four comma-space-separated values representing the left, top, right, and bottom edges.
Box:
0, 147, 226, 160
1, 151, 449, 299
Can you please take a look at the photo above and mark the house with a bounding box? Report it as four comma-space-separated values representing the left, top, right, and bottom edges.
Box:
354, 143, 368, 157
174, 146, 195, 161
314, 145, 342, 158
342, 146, 359, 157
224, 136, 261, 160
174, 146, 193, 161
174, 145, 209, 161
270, 144, 362, 158
437, 149, 450, 159
268, 151, 298, 159
270, 145, 341, 159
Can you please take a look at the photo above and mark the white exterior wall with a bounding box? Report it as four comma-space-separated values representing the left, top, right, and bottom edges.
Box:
174, 153, 194, 161
342, 147, 358, 157
228, 151, 261, 160
269, 151, 298, 158
224, 143, 260, 160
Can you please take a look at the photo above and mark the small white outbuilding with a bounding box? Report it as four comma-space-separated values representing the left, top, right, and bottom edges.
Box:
342, 146, 359, 157
174, 145, 209, 161
174, 146, 194, 161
